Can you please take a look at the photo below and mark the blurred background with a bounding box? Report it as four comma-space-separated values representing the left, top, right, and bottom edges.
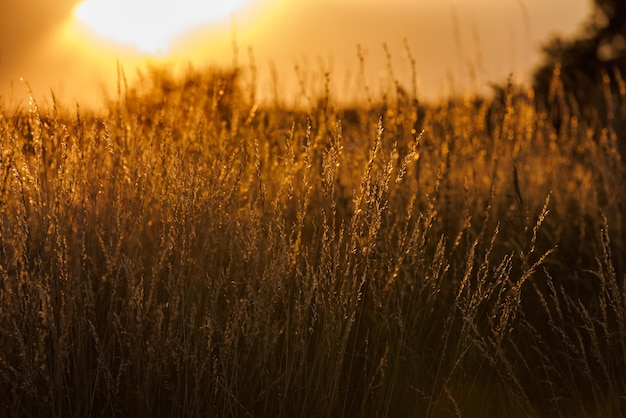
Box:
2, 0, 621, 109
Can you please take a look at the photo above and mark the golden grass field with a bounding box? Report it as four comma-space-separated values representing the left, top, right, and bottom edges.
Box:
0, 62, 625, 417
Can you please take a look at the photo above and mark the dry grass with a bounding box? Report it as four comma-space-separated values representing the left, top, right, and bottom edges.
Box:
0, 62, 625, 417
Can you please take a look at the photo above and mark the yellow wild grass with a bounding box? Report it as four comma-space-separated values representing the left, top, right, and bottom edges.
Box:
0, 61, 624, 417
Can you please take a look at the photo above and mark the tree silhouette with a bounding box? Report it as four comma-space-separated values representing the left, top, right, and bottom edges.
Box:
531, 0, 626, 159
533, 0, 626, 110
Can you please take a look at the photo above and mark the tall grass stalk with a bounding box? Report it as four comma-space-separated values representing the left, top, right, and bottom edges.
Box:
0, 62, 624, 417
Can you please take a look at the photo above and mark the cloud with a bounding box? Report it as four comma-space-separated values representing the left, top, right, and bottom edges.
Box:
0, 0, 78, 61
0, 0, 94, 105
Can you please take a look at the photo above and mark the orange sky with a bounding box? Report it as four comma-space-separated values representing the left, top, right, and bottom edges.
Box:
0, 0, 591, 109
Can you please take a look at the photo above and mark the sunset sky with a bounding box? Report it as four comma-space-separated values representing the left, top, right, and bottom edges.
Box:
0, 0, 590, 108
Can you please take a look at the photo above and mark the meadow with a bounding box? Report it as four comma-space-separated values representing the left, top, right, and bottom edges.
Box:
0, 61, 625, 417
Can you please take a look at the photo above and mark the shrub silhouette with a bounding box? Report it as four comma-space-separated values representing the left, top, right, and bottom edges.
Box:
533, 0, 626, 158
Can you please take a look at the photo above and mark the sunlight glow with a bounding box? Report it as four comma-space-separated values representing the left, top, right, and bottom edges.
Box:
73, 0, 249, 54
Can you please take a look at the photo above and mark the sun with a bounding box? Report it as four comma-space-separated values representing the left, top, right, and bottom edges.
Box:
72, 0, 249, 54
